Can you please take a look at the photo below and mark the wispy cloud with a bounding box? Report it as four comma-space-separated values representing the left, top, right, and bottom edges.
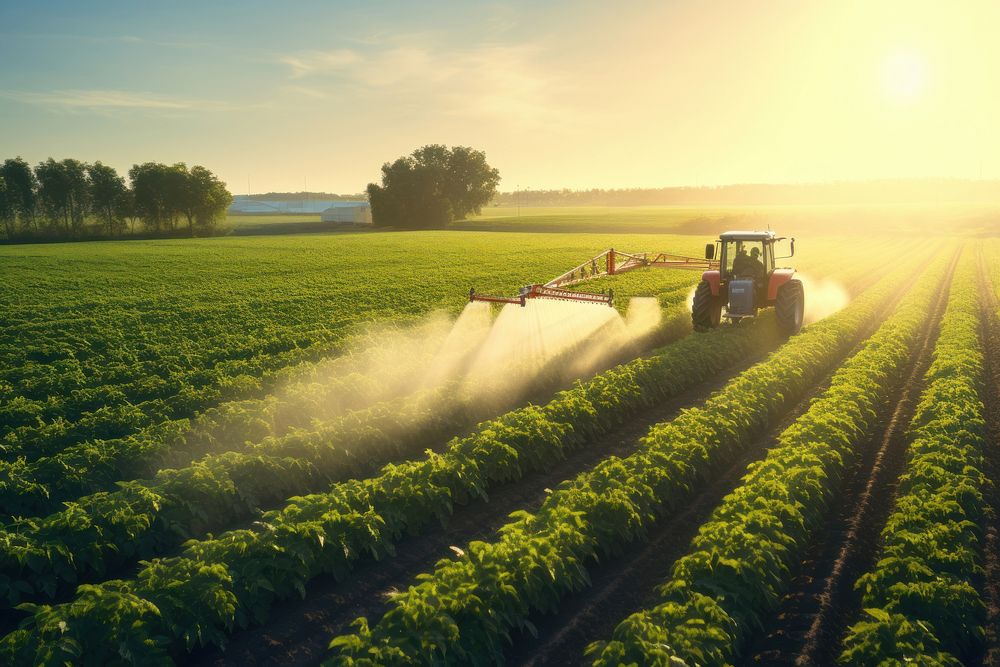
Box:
0, 88, 234, 112
276, 38, 575, 129
279, 49, 363, 79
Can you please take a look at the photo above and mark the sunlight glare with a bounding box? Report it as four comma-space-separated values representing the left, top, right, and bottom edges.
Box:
882, 50, 926, 102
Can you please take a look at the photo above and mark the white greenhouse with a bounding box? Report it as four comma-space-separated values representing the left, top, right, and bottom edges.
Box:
321, 202, 372, 224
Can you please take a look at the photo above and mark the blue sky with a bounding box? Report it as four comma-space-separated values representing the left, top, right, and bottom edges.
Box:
2, 1, 998, 193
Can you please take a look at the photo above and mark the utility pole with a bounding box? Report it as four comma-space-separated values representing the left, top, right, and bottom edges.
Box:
517, 184, 520, 218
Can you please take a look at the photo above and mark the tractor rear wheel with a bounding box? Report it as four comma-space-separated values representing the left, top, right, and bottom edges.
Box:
692, 281, 721, 332
775, 279, 804, 334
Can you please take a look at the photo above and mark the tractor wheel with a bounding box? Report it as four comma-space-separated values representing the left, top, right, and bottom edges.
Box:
692, 281, 722, 332
775, 279, 804, 334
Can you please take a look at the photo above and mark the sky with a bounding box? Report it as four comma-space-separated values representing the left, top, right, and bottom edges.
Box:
1, 0, 998, 193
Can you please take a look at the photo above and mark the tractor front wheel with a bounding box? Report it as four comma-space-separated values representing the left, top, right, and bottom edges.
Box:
775, 279, 804, 334
692, 281, 722, 332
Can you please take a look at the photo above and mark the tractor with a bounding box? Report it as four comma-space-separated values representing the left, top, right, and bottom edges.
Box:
692, 230, 803, 333
466, 230, 804, 334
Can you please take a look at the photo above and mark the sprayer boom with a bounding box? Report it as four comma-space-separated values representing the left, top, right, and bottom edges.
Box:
469, 284, 614, 307
469, 247, 716, 308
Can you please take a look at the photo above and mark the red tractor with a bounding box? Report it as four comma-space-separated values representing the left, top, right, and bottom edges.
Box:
467, 230, 803, 334
693, 230, 803, 333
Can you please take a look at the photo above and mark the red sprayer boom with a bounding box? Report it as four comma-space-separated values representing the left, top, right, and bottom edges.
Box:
469, 248, 718, 308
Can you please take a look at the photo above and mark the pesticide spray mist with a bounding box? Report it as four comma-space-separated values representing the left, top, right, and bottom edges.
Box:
266, 297, 663, 439
685, 275, 849, 325
796, 273, 850, 324
246, 271, 847, 449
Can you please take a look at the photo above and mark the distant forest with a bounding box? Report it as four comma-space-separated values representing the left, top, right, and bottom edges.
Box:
492, 179, 1000, 207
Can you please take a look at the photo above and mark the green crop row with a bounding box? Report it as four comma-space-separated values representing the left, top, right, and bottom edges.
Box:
0, 309, 783, 664
1, 317, 459, 465
838, 257, 987, 666
320, 261, 915, 665
0, 234, 910, 472
585, 250, 950, 667
0, 276, 703, 609
1, 233, 708, 466
0, 293, 696, 609
0, 268, 702, 520
0, 317, 481, 517
0, 384, 472, 607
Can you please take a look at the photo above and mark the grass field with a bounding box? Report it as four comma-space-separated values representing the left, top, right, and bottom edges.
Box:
224, 203, 1000, 237
1, 215, 998, 666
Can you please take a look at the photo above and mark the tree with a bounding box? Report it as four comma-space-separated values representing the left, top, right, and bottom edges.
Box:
116, 188, 141, 235
129, 162, 172, 232
88, 162, 128, 237
127, 162, 231, 236
1, 157, 37, 234
162, 163, 191, 233
188, 165, 232, 232
35, 158, 90, 236
367, 145, 500, 228
0, 173, 11, 238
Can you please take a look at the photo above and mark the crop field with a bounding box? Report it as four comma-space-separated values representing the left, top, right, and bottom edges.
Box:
1, 223, 998, 667
459, 203, 1000, 237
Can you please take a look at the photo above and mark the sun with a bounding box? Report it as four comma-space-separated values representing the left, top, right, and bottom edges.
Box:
881, 50, 926, 102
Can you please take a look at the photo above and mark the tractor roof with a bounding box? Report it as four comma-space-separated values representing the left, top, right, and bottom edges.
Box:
719, 230, 778, 242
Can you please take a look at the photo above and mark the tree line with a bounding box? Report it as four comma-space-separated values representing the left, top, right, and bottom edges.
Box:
0, 157, 232, 242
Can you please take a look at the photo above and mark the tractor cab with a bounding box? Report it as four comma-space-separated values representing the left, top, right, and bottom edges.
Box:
695, 231, 803, 333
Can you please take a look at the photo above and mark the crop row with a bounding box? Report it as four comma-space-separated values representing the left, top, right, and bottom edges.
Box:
838, 256, 987, 665
320, 261, 915, 664
1, 234, 706, 481
0, 384, 468, 606
585, 249, 951, 666
0, 235, 907, 522
1, 315, 462, 465
0, 268, 704, 520
0, 316, 480, 517
0, 307, 787, 663
0, 235, 912, 469
0, 289, 699, 609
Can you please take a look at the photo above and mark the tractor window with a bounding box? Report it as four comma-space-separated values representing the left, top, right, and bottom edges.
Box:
724, 240, 767, 280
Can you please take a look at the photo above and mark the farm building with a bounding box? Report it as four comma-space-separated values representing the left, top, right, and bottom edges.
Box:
228, 196, 363, 215
321, 202, 372, 224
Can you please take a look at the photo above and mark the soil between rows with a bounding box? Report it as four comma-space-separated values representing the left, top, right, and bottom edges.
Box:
188, 272, 912, 666
736, 252, 956, 666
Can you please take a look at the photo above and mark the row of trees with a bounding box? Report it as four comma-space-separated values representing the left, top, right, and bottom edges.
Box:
0, 158, 232, 241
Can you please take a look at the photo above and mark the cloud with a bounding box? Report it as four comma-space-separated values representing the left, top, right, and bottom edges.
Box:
0, 89, 233, 112
276, 38, 575, 129
279, 49, 363, 78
